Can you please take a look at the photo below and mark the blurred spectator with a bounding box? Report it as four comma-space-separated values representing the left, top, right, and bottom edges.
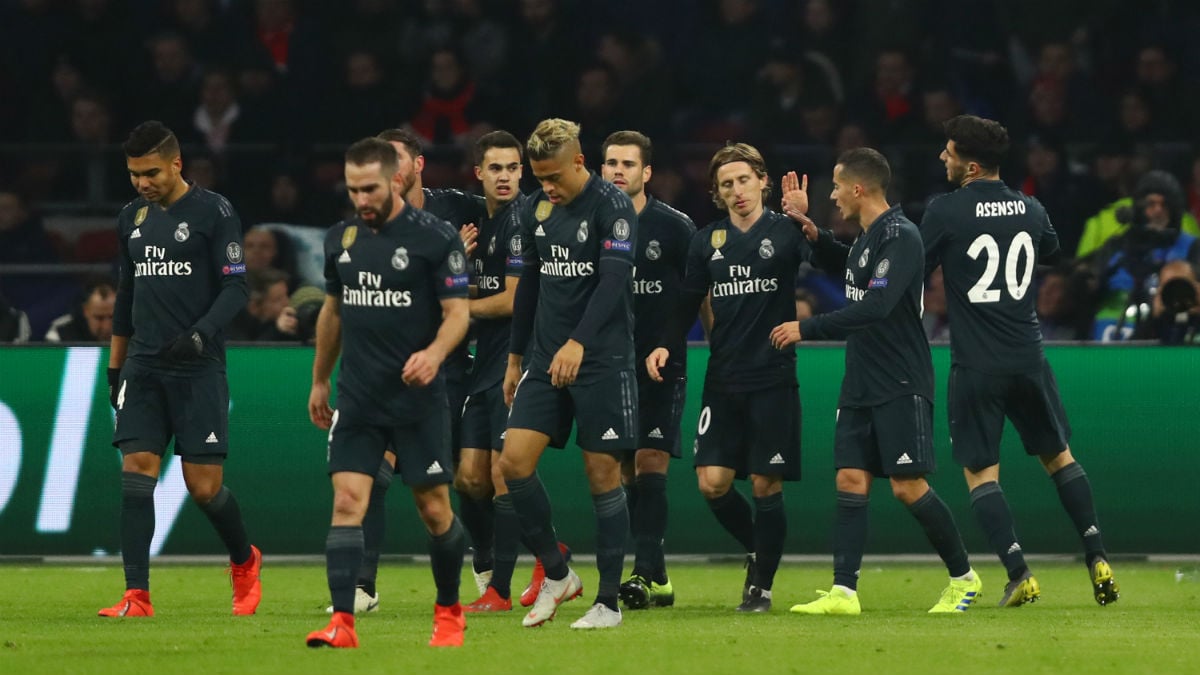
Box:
164, 0, 251, 68
141, 32, 201, 137
44, 276, 116, 342
0, 190, 59, 265
244, 0, 331, 138
1132, 45, 1194, 140
596, 28, 672, 137
1113, 89, 1157, 144
918, 86, 962, 142
1078, 167, 1200, 259
452, 0, 512, 93
408, 47, 486, 147
1037, 264, 1087, 340
243, 225, 298, 288
248, 166, 325, 227
785, 0, 850, 84
574, 63, 627, 155
1085, 170, 1200, 340
324, 50, 403, 143
191, 69, 244, 155
923, 266, 950, 342
928, 0, 1012, 119
0, 291, 32, 343
1020, 135, 1092, 255
1079, 140, 1136, 219
1151, 259, 1200, 345
26, 54, 89, 143
748, 40, 835, 146
794, 288, 817, 322
226, 267, 298, 341
679, 0, 770, 128
800, 102, 839, 146
64, 0, 138, 96
849, 48, 921, 143
508, 0, 584, 127
0, 0, 70, 95
183, 151, 223, 193
1026, 78, 1072, 141
1026, 39, 1105, 138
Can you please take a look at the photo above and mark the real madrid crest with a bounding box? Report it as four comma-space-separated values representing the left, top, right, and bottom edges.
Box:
645, 239, 662, 261
577, 220, 589, 243
174, 222, 190, 242
391, 246, 409, 270
487, 235, 496, 255
613, 218, 630, 241
858, 247, 870, 268
535, 200, 553, 222
342, 225, 358, 249
758, 238, 774, 259
134, 206, 148, 226
711, 229, 727, 249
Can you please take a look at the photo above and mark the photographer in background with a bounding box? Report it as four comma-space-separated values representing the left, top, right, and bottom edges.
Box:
1085, 170, 1200, 340
1152, 260, 1200, 345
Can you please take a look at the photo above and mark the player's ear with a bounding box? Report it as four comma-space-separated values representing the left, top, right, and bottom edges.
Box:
574, 153, 586, 171
414, 154, 425, 174
172, 155, 183, 172
643, 164, 652, 183
473, 164, 483, 181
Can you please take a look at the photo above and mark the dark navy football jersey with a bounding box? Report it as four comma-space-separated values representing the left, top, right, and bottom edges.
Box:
921, 180, 1060, 373
684, 209, 811, 392
467, 193, 526, 394
513, 174, 637, 382
801, 205, 933, 407
324, 205, 469, 423
113, 185, 247, 371
633, 196, 696, 379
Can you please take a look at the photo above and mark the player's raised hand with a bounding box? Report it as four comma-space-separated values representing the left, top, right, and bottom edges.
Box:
459, 223, 479, 257
308, 380, 333, 429
402, 349, 442, 387
645, 347, 670, 383
781, 171, 809, 222
770, 321, 803, 350
548, 339, 584, 388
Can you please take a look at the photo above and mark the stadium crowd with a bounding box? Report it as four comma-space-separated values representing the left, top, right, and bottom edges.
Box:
2, 0, 1200, 343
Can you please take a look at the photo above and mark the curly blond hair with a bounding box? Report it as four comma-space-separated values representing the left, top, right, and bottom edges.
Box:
527, 118, 582, 161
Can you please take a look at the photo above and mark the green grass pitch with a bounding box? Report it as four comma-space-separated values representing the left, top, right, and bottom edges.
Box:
1, 560, 1195, 675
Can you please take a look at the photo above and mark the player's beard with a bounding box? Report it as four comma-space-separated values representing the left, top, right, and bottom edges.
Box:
947, 162, 968, 186
359, 193, 394, 227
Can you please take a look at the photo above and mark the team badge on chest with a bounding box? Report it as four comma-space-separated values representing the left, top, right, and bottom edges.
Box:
645, 239, 661, 261
858, 247, 870, 268
391, 247, 409, 270
174, 222, 190, 242
577, 220, 589, 243
758, 238, 774, 259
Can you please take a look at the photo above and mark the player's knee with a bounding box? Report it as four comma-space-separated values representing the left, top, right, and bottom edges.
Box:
454, 471, 491, 499
835, 470, 869, 494
697, 473, 732, 500
416, 497, 453, 532
635, 449, 670, 475
331, 489, 368, 520
749, 474, 783, 498
888, 476, 927, 504
188, 483, 221, 505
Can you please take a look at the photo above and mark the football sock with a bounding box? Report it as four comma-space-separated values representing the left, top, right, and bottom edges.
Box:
491, 494, 520, 598
1051, 462, 1107, 567
326, 526, 364, 615
505, 473, 567, 580
197, 485, 251, 565
429, 516, 466, 607
593, 487, 628, 609
458, 489, 495, 573
120, 472, 157, 591
970, 481, 1029, 581
625, 479, 640, 535
632, 472, 668, 583
908, 488, 971, 578
833, 490, 870, 590
705, 488, 755, 552
358, 457, 393, 593
752, 492, 786, 591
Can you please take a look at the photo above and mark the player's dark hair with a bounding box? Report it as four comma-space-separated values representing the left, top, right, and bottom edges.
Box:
473, 130, 523, 166
375, 128, 423, 159
601, 130, 652, 166
943, 114, 1009, 172
122, 121, 180, 159
836, 147, 891, 192
345, 137, 399, 176
708, 142, 771, 210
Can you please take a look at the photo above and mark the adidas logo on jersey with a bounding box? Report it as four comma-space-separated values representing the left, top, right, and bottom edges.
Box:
601, 428, 619, 441
648, 427, 664, 439
205, 432, 218, 444
1007, 542, 1022, 554
896, 453, 913, 465
1083, 525, 1100, 537
711, 249, 724, 261
535, 224, 546, 237
426, 461, 444, 475
130, 229, 142, 239
769, 453, 785, 465
338, 250, 351, 263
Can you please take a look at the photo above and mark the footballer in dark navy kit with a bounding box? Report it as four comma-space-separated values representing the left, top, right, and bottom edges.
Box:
925, 115, 1117, 608
775, 148, 981, 616
100, 121, 262, 620
649, 143, 818, 613
601, 131, 697, 611
306, 138, 469, 649
498, 119, 637, 631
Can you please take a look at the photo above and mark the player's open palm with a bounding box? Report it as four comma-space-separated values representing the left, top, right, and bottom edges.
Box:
459, 223, 479, 258
402, 349, 440, 387
308, 381, 333, 429
645, 347, 670, 382
781, 171, 809, 222
770, 321, 802, 350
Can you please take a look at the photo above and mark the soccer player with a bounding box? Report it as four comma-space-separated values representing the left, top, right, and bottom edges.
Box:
600, 130, 696, 610
306, 138, 470, 648
923, 115, 1118, 606
329, 128, 484, 615
457, 130, 530, 612
776, 148, 983, 615
101, 121, 261, 618
648, 142, 820, 612
500, 118, 638, 630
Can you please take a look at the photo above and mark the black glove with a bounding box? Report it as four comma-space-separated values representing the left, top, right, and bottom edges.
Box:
107, 367, 121, 410
164, 329, 205, 362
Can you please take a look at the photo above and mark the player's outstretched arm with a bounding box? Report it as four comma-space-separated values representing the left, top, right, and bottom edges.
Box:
308, 294, 341, 429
